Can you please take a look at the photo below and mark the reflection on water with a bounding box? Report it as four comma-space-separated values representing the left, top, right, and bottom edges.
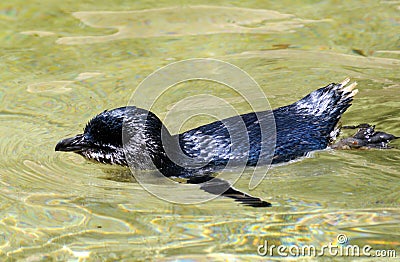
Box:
27, 72, 103, 94
0, 0, 399, 260
55, 6, 325, 45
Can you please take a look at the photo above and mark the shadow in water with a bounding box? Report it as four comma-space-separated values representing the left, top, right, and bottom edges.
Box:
101, 168, 271, 208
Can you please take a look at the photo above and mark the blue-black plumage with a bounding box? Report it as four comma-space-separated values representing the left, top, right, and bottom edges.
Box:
56, 78, 359, 177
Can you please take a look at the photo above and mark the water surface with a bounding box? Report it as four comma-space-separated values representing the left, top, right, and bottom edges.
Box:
0, 0, 399, 260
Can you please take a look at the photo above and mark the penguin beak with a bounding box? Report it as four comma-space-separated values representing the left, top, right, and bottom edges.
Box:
55, 134, 91, 152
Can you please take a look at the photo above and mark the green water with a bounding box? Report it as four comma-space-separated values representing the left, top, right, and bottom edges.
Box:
1, 0, 399, 260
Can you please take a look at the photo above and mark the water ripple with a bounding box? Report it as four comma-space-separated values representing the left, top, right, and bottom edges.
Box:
54, 6, 326, 45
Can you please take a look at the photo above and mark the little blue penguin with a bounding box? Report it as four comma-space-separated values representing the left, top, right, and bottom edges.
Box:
56, 78, 359, 176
